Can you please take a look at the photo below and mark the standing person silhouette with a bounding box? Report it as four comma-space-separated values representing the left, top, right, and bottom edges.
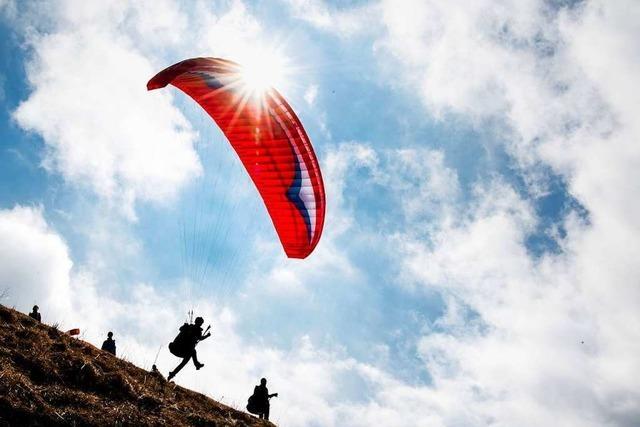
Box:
101, 332, 116, 356
251, 378, 278, 420
29, 305, 41, 322
167, 316, 211, 381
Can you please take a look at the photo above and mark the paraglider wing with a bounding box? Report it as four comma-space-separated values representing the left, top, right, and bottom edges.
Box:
147, 58, 325, 259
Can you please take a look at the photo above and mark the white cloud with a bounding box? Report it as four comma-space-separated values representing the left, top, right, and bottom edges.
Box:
381, 148, 461, 227
0, 0, 15, 17
379, 0, 548, 120
11, 1, 202, 219
190, 0, 263, 58
5, 137, 636, 427
304, 83, 318, 106
0, 203, 435, 427
0, 205, 72, 319
373, 1, 640, 425
8, 0, 310, 219
284, 0, 380, 38
388, 173, 639, 426
4, 1, 640, 426
2, 2, 457, 426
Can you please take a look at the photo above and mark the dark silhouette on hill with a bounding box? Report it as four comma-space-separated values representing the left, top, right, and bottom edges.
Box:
28, 305, 41, 322
101, 331, 116, 356
0, 304, 274, 426
247, 378, 278, 421
168, 316, 211, 381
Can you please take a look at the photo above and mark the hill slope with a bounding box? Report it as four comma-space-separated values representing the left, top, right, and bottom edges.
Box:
0, 304, 273, 426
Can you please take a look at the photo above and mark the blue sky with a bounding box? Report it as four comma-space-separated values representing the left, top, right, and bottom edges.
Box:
1, 1, 639, 426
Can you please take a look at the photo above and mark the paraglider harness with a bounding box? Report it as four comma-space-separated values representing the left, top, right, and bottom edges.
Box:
169, 322, 211, 358
246, 390, 278, 415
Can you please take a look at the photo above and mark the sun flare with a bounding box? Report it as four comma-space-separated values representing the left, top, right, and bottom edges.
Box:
236, 48, 291, 99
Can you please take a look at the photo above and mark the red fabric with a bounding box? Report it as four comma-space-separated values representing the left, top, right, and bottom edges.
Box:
148, 58, 325, 258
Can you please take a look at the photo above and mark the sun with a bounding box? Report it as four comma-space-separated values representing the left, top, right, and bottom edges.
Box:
236, 47, 291, 99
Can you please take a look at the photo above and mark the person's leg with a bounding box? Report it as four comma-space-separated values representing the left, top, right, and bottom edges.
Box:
174, 357, 190, 373
169, 354, 191, 379
192, 349, 204, 369
265, 404, 270, 421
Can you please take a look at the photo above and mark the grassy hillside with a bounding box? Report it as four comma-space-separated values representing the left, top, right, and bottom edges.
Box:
0, 304, 273, 426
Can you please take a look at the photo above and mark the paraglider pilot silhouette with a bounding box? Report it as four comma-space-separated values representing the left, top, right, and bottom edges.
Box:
168, 316, 211, 381
247, 378, 278, 420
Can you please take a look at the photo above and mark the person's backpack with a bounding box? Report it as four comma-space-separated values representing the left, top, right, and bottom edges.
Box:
169, 323, 192, 358
246, 394, 260, 415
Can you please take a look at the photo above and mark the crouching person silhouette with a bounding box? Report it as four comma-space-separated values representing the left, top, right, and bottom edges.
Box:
167, 316, 211, 381
247, 378, 278, 420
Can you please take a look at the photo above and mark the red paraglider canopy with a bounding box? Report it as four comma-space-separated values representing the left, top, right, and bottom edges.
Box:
148, 57, 325, 259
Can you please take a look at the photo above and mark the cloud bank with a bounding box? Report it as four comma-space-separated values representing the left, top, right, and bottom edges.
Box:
1, 0, 639, 426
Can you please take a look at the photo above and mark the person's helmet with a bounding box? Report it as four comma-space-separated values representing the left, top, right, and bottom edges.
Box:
261, 378, 267, 386
107, 331, 113, 338
195, 317, 204, 325
33, 305, 39, 311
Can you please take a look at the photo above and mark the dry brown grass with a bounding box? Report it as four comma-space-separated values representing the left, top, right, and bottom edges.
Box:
0, 304, 274, 426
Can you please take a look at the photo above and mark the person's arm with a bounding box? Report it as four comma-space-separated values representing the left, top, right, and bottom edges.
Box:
199, 327, 212, 340
269, 393, 278, 398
